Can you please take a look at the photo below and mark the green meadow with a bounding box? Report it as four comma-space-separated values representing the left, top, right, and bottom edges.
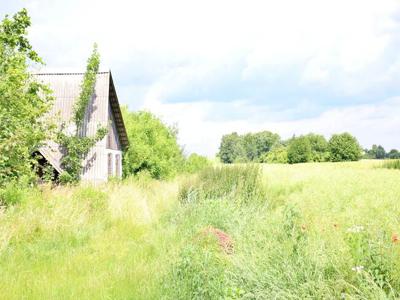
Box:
1, 160, 400, 299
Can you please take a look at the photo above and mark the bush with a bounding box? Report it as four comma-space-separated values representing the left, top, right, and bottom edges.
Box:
122, 109, 184, 179
328, 133, 362, 162
179, 165, 266, 204
59, 172, 75, 185
382, 160, 400, 170
184, 154, 211, 173
0, 181, 28, 206
287, 136, 312, 164
261, 146, 288, 164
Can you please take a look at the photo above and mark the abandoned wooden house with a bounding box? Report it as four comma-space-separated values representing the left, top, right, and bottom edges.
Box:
35, 71, 128, 182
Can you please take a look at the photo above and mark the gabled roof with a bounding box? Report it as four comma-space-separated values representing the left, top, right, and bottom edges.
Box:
34, 71, 129, 174
35, 71, 128, 150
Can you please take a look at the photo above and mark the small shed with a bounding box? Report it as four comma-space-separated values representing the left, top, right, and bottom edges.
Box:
35, 71, 128, 182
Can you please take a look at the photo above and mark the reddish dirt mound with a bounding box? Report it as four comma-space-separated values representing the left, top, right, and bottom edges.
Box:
201, 226, 234, 254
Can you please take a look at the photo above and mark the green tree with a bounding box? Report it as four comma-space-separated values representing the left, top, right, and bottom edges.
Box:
328, 133, 362, 162
375, 145, 386, 159
218, 132, 245, 163
57, 44, 107, 183
261, 145, 288, 163
122, 109, 184, 179
251, 131, 280, 161
287, 136, 312, 164
219, 131, 280, 163
387, 149, 400, 159
184, 153, 210, 173
0, 9, 53, 187
305, 133, 329, 162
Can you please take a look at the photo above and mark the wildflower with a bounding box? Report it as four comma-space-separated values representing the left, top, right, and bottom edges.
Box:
351, 266, 364, 273
301, 224, 306, 232
346, 225, 364, 233
392, 233, 399, 243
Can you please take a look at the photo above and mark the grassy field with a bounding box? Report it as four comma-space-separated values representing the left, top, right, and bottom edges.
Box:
1, 160, 400, 299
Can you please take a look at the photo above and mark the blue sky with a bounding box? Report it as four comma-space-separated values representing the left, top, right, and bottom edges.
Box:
1, 0, 400, 156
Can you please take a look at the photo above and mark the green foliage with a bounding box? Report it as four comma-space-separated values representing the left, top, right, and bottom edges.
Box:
261, 145, 288, 163
0, 9, 53, 187
58, 171, 75, 185
287, 136, 312, 164
306, 133, 329, 162
382, 159, 400, 170
328, 132, 362, 162
57, 44, 107, 183
387, 149, 400, 159
218, 132, 245, 163
122, 108, 184, 179
184, 153, 210, 173
179, 164, 266, 204
375, 145, 386, 159
57, 127, 107, 182
0, 181, 28, 206
73, 44, 100, 126
218, 131, 280, 163
167, 242, 232, 299
365, 144, 387, 159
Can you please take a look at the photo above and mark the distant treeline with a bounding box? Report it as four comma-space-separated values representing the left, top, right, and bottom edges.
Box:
218, 131, 399, 164
363, 145, 400, 160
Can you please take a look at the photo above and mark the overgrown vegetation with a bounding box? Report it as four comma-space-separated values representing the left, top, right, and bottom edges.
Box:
328, 132, 362, 162
122, 109, 184, 179
0, 161, 399, 299
183, 153, 211, 173
364, 145, 400, 160
179, 164, 266, 204
218, 130, 362, 164
0, 9, 53, 188
122, 109, 210, 179
56, 44, 107, 184
382, 159, 400, 170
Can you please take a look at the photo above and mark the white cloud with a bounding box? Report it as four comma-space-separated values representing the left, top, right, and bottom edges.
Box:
144, 97, 400, 156
4, 0, 400, 154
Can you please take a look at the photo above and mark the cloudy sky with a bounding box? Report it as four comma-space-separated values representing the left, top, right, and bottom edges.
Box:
2, 0, 400, 156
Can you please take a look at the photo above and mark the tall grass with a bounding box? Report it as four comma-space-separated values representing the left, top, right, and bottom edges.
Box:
179, 164, 266, 204
382, 159, 400, 170
1, 160, 400, 299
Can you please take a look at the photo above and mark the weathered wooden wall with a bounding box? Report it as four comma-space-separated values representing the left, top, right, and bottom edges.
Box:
36, 72, 124, 182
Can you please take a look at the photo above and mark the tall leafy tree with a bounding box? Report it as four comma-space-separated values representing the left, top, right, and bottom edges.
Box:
251, 131, 280, 161
0, 9, 53, 186
305, 133, 329, 162
328, 133, 362, 162
388, 149, 400, 159
375, 145, 386, 159
122, 109, 184, 179
218, 132, 246, 163
287, 136, 312, 164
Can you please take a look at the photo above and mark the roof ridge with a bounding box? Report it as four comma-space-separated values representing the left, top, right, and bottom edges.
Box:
33, 71, 110, 76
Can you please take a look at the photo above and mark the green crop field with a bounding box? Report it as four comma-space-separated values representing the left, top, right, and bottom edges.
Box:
1, 160, 400, 299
